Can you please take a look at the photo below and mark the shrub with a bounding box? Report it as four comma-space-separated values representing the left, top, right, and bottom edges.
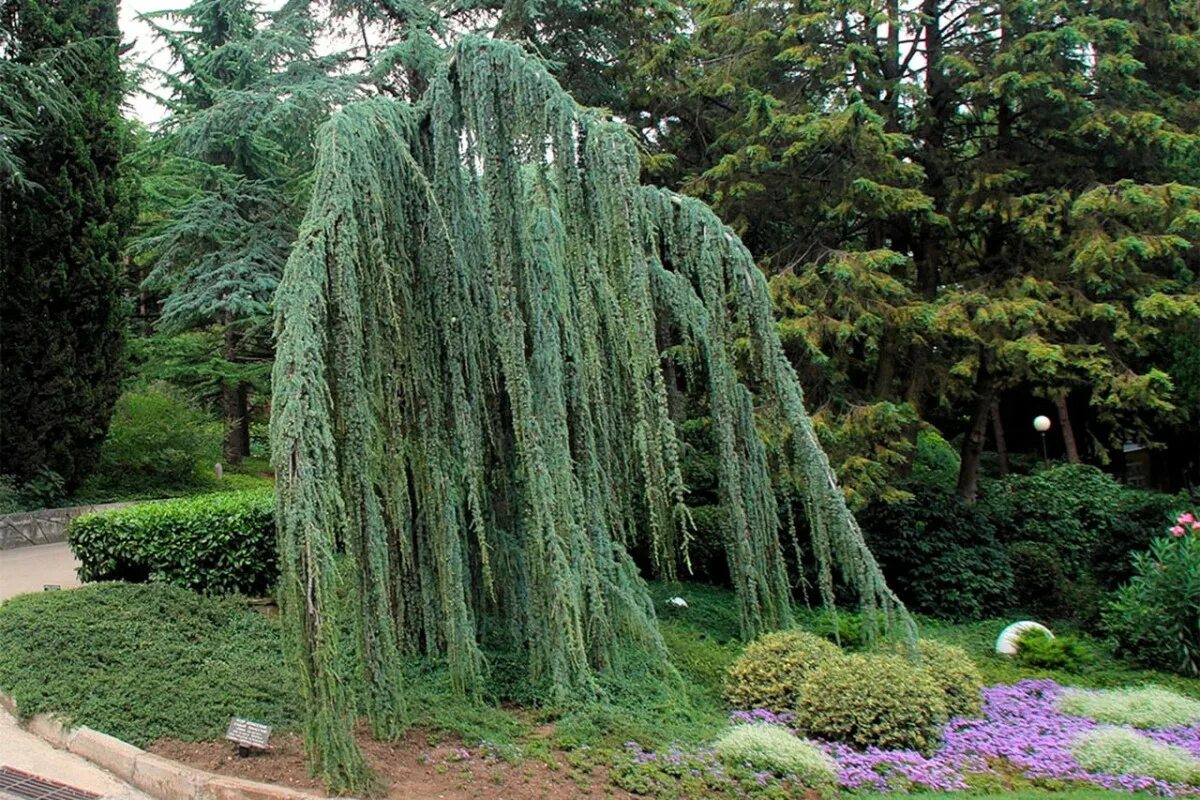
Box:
915, 640, 983, 719
795, 653, 949, 753
860, 484, 1013, 620
68, 490, 276, 595
981, 464, 1124, 576
724, 630, 840, 713
1014, 629, 1092, 672
1059, 687, 1200, 730
804, 609, 866, 649
1007, 541, 1067, 617
1071, 727, 1200, 785
911, 429, 960, 490
1104, 511, 1200, 677
83, 389, 219, 498
713, 723, 838, 784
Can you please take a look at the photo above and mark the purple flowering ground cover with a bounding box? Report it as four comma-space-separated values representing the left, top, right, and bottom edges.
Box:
826, 680, 1199, 796
623, 681, 1199, 797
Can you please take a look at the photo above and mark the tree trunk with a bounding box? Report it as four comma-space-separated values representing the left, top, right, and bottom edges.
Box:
221, 322, 249, 465
990, 397, 1009, 477
1055, 394, 1080, 463
956, 350, 995, 502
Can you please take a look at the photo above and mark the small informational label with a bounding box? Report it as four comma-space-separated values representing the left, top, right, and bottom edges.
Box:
226, 717, 272, 751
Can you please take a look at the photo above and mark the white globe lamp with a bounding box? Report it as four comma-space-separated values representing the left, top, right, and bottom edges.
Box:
1033, 415, 1051, 461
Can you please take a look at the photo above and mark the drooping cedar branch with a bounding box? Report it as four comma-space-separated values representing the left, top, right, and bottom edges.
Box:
271, 37, 914, 791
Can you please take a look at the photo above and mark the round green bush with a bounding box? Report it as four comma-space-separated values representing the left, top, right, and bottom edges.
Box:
713, 723, 837, 784
1072, 727, 1200, 785
1060, 687, 1200, 730
913, 640, 983, 719
724, 630, 840, 712
795, 653, 949, 753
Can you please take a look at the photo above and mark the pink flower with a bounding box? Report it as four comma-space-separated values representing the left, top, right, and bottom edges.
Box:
1192, 521, 1200, 531
1170, 525, 1186, 537
1179, 512, 1196, 525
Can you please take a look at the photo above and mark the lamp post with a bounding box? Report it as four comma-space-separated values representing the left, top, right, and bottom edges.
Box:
1033, 415, 1051, 462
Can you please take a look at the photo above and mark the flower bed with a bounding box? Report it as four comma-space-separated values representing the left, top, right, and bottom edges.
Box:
621, 680, 1200, 797
829, 680, 1199, 795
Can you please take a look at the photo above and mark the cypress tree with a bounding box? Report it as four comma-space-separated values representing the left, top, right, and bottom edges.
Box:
272, 38, 913, 792
0, 0, 132, 490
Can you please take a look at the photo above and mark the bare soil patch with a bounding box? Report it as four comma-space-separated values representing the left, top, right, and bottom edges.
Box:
149, 727, 634, 800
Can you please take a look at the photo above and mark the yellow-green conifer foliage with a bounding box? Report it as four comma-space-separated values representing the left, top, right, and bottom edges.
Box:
271, 38, 912, 791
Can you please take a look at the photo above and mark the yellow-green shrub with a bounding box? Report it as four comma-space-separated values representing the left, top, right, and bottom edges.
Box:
795, 653, 949, 753
724, 630, 840, 712
914, 640, 983, 719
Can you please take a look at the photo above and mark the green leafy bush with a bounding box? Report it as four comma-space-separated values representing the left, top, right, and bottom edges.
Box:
1007, 541, 1068, 617
724, 630, 840, 712
794, 653, 949, 753
861, 484, 1013, 620
713, 723, 837, 784
1015, 629, 1092, 672
82, 389, 219, 498
68, 490, 276, 595
915, 640, 984, 719
911, 429, 960, 490
0, 583, 296, 745
1071, 727, 1200, 785
981, 465, 1122, 576
1105, 513, 1200, 677
1059, 687, 1200, 730
804, 609, 866, 649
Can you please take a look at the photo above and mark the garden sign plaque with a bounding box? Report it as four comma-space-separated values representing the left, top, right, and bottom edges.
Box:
226, 717, 272, 753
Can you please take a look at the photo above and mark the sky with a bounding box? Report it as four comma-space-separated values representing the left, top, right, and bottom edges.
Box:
121, 0, 177, 125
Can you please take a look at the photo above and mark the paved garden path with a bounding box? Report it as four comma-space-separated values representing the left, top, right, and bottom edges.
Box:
0, 542, 82, 602
0, 707, 150, 799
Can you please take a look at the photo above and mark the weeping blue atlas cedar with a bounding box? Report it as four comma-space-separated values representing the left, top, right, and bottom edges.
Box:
271, 36, 914, 790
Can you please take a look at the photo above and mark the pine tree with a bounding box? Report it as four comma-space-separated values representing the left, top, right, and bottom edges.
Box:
272, 38, 913, 791
133, 0, 354, 464
0, 0, 133, 490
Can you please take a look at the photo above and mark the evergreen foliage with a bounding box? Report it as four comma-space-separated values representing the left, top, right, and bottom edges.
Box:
0, 0, 133, 490
132, 0, 355, 464
271, 38, 912, 791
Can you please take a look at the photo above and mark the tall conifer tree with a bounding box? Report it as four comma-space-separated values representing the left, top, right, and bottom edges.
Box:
0, 0, 132, 490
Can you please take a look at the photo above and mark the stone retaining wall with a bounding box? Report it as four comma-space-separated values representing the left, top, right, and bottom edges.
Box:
0, 502, 134, 550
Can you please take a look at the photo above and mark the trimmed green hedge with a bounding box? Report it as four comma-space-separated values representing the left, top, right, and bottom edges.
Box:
67, 490, 276, 595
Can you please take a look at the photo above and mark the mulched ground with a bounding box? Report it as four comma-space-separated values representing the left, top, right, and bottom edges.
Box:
149, 726, 635, 800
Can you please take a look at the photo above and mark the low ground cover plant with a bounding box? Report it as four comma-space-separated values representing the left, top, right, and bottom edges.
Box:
1059, 687, 1200, 730
68, 489, 275, 595
1071, 727, 1200, 785
0, 583, 296, 744
712, 723, 837, 784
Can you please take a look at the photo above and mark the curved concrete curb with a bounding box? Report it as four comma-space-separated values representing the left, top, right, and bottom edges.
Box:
0, 693, 338, 800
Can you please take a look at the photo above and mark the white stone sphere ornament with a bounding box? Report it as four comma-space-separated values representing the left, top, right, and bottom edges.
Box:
996, 620, 1054, 656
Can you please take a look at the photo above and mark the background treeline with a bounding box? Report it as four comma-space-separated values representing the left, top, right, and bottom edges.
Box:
3, 0, 1198, 508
